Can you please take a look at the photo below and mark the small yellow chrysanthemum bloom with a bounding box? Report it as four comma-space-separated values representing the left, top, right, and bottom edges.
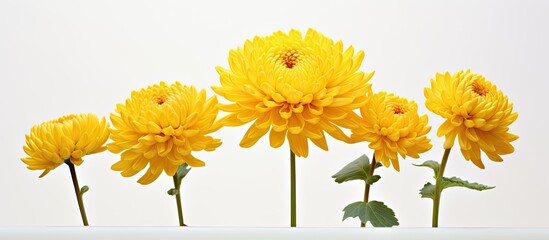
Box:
351, 92, 432, 171
213, 28, 373, 157
425, 70, 519, 169
108, 82, 222, 184
22, 113, 110, 177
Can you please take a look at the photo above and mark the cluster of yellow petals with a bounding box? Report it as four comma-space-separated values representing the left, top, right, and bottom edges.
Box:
21, 114, 110, 177
425, 70, 519, 169
351, 92, 432, 171
108, 82, 222, 184
213, 28, 373, 157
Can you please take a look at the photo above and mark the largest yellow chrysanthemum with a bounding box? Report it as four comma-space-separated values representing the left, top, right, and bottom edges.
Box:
108, 82, 222, 184
22, 113, 110, 177
213, 28, 373, 157
425, 70, 519, 169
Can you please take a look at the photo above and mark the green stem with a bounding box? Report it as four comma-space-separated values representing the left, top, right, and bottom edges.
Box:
290, 150, 296, 227
65, 160, 88, 226
360, 155, 377, 228
173, 174, 187, 227
432, 148, 452, 228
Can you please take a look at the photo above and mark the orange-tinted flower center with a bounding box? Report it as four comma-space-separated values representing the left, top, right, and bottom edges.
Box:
392, 104, 408, 115
154, 95, 167, 105
471, 80, 489, 96
279, 49, 300, 68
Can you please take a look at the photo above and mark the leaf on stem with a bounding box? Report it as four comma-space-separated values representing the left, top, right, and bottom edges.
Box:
441, 176, 495, 191
412, 160, 439, 177
176, 163, 191, 182
80, 185, 89, 196
332, 154, 381, 184
419, 177, 495, 199
167, 188, 179, 196
342, 201, 399, 227
419, 182, 435, 199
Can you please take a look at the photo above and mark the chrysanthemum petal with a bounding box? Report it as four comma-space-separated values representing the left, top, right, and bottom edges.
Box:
287, 133, 309, 157
183, 154, 206, 167
269, 129, 287, 148
137, 166, 163, 185
240, 125, 270, 148
310, 133, 329, 151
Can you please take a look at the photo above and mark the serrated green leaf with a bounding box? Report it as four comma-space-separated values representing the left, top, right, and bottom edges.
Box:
342, 201, 399, 227
176, 163, 191, 182
332, 155, 380, 184
419, 177, 494, 200
167, 188, 179, 196
419, 182, 435, 199
80, 185, 89, 196
412, 160, 439, 177
441, 176, 495, 191
343, 202, 365, 222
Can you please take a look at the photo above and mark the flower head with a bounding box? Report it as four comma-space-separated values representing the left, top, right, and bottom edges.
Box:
108, 82, 222, 184
22, 113, 110, 177
213, 28, 373, 157
425, 70, 519, 169
351, 92, 432, 171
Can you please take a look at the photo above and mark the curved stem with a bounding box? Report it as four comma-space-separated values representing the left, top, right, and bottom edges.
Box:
290, 150, 296, 227
173, 175, 187, 227
432, 148, 452, 227
360, 155, 377, 227
66, 160, 88, 226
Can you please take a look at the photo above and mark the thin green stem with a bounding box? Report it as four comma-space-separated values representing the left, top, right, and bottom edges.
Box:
432, 148, 452, 228
290, 150, 296, 227
65, 160, 88, 226
360, 155, 377, 228
173, 174, 187, 227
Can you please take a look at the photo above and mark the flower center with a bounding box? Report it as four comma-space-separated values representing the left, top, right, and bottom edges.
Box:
471, 80, 489, 96
154, 95, 167, 105
279, 49, 300, 69
392, 104, 408, 115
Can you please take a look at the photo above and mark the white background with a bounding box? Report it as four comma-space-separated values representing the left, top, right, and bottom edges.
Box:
1, 0, 547, 227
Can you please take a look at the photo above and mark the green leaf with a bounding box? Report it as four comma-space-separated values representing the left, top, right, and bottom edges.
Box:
366, 175, 381, 185
441, 176, 495, 191
169, 163, 192, 195
419, 177, 494, 199
332, 155, 381, 184
342, 201, 399, 227
412, 160, 440, 177
167, 188, 179, 196
176, 163, 191, 182
80, 185, 89, 196
419, 182, 435, 199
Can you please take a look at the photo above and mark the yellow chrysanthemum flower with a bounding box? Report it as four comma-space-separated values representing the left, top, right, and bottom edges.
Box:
22, 113, 110, 177
213, 28, 373, 157
425, 70, 519, 169
351, 92, 432, 171
108, 82, 222, 184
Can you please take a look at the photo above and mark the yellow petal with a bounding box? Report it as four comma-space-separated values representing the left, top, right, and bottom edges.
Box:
287, 133, 308, 157
269, 129, 286, 148
183, 154, 206, 167
240, 125, 270, 148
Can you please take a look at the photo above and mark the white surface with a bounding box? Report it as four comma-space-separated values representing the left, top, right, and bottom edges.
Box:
1, 0, 548, 227
2, 227, 549, 240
